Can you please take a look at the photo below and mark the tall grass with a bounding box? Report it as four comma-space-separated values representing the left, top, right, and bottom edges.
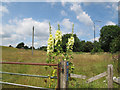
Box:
1, 46, 118, 88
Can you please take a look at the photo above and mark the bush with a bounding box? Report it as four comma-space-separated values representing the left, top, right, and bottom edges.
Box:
16, 42, 24, 49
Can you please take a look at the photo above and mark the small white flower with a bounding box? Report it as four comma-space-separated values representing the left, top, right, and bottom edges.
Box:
113, 77, 116, 80
103, 80, 106, 83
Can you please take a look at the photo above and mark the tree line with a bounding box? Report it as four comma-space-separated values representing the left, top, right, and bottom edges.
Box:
12, 25, 120, 53
9, 42, 35, 50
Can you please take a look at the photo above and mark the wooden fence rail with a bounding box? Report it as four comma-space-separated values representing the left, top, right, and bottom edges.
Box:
86, 72, 107, 83
70, 74, 86, 79
113, 77, 120, 85
85, 64, 119, 88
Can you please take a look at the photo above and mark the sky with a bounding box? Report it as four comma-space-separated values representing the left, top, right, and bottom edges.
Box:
0, 1, 119, 48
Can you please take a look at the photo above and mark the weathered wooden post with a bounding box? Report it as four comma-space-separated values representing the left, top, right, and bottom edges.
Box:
60, 60, 68, 89
108, 64, 113, 88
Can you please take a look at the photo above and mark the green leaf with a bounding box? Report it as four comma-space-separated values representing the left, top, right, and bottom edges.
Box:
46, 58, 49, 63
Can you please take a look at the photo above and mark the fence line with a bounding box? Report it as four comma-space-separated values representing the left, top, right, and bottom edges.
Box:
1, 62, 60, 89
86, 72, 107, 83
113, 77, 120, 85
0, 71, 57, 79
2, 61, 119, 88
0, 81, 53, 90
85, 64, 119, 88
0, 62, 58, 66
70, 73, 86, 79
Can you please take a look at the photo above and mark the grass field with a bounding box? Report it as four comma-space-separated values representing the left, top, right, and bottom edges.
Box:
1, 46, 119, 88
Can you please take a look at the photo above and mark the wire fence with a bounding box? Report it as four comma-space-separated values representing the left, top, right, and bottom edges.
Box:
0, 71, 57, 79
0, 62, 60, 89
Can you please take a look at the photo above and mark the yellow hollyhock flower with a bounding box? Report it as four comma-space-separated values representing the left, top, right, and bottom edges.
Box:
47, 34, 54, 54
55, 30, 62, 46
67, 36, 74, 51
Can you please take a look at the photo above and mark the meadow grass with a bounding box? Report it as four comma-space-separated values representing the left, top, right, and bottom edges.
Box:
1, 46, 119, 88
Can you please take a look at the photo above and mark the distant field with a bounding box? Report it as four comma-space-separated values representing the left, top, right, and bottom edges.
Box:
1, 46, 119, 88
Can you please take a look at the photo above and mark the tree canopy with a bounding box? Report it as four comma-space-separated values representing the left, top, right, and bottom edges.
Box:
99, 25, 120, 52
16, 42, 24, 49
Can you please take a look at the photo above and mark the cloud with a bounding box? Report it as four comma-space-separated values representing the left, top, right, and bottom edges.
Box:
112, 3, 118, 11
106, 21, 116, 25
0, 5, 9, 17
106, 3, 118, 11
61, 10, 67, 16
1, 18, 56, 48
90, 37, 99, 42
106, 5, 111, 8
0, 5, 9, 14
61, 18, 73, 33
1, 17, 75, 48
61, 0, 66, 6
70, 3, 93, 26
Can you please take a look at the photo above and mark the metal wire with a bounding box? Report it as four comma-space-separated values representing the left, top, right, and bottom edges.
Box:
0, 81, 53, 90
0, 71, 57, 79
0, 62, 58, 66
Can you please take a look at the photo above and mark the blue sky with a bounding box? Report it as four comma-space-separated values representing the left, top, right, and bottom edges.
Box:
0, 2, 118, 48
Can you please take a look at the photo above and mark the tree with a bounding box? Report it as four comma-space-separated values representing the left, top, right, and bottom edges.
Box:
16, 42, 24, 49
61, 34, 81, 52
83, 41, 93, 52
99, 25, 120, 52
80, 40, 86, 52
91, 41, 103, 53
29, 46, 35, 49
24, 45, 29, 49
73, 34, 81, 52
110, 35, 120, 53
39, 46, 47, 51
9, 45, 13, 47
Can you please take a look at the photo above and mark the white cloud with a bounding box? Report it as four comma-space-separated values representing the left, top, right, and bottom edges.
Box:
112, 3, 118, 11
106, 5, 111, 8
61, 10, 67, 16
70, 3, 93, 26
0, 5, 9, 18
61, 0, 66, 6
106, 21, 116, 25
106, 3, 118, 11
90, 37, 99, 42
1, 18, 56, 48
0, 5, 9, 14
1, 17, 75, 48
61, 18, 73, 33
15, 18, 49, 37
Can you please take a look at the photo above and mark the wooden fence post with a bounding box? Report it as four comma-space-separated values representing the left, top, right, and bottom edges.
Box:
60, 61, 68, 89
108, 64, 113, 88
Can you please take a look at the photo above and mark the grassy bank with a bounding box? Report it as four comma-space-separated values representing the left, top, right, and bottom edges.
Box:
1, 46, 119, 88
